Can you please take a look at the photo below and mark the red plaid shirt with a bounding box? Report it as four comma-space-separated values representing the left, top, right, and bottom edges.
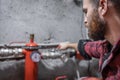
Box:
78, 39, 120, 80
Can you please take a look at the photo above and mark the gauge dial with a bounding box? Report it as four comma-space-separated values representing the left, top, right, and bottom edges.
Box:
31, 52, 40, 62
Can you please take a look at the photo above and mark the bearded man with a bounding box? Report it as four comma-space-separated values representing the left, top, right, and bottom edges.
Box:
58, 0, 120, 80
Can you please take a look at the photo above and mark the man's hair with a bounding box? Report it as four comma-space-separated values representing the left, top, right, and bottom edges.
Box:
110, 0, 120, 13
90, 0, 99, 8
91, 0, 120, 13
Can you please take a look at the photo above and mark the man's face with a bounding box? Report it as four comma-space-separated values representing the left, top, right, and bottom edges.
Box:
83, 0, 106, 40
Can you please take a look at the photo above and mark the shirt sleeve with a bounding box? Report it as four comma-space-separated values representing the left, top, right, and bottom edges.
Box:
77, 39, 92, 60
78, 40, 109, 60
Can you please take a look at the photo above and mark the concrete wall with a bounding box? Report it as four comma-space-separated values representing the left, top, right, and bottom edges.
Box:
0, 0, 87, 44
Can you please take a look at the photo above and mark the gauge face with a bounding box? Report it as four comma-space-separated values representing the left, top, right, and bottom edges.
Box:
31, 52, 40, 62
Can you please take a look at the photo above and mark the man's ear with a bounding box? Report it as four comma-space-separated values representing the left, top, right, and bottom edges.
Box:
99, 0, 108, 16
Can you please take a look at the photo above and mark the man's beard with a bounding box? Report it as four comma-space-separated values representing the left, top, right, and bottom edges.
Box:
88, 10, 106, 41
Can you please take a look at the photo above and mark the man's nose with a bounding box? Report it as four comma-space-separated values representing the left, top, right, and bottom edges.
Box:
84, 14, 87, 24
84, 18, 87, 25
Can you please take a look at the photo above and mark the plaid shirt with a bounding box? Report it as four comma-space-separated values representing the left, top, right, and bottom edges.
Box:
78, 39, 120, 80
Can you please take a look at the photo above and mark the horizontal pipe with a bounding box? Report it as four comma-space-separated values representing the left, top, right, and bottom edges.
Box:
0, 43, 59, 49
0, 48, 75, 61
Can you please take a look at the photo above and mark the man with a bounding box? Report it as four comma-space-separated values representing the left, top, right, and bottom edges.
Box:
58, 0, 120, 80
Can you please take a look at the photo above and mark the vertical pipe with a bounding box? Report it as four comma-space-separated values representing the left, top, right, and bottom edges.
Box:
23, 34, 38, 80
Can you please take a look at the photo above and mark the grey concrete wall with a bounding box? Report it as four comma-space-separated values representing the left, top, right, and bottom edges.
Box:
0, 0, 87, 44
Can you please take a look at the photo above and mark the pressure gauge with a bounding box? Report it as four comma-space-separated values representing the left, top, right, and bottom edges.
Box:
31, 51, 40, 62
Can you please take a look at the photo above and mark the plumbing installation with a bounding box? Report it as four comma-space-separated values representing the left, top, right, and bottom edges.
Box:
0, 34, 77, 80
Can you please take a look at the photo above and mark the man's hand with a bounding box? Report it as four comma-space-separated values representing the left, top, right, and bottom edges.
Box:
58, 42, 84, 60
58, 42, 78, 51
57, 42, 70, 50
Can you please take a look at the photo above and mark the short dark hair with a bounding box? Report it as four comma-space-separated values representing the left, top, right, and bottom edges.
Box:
90, 0, 99, 8
110, 0, 120, 13
91, 0, 120, 13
